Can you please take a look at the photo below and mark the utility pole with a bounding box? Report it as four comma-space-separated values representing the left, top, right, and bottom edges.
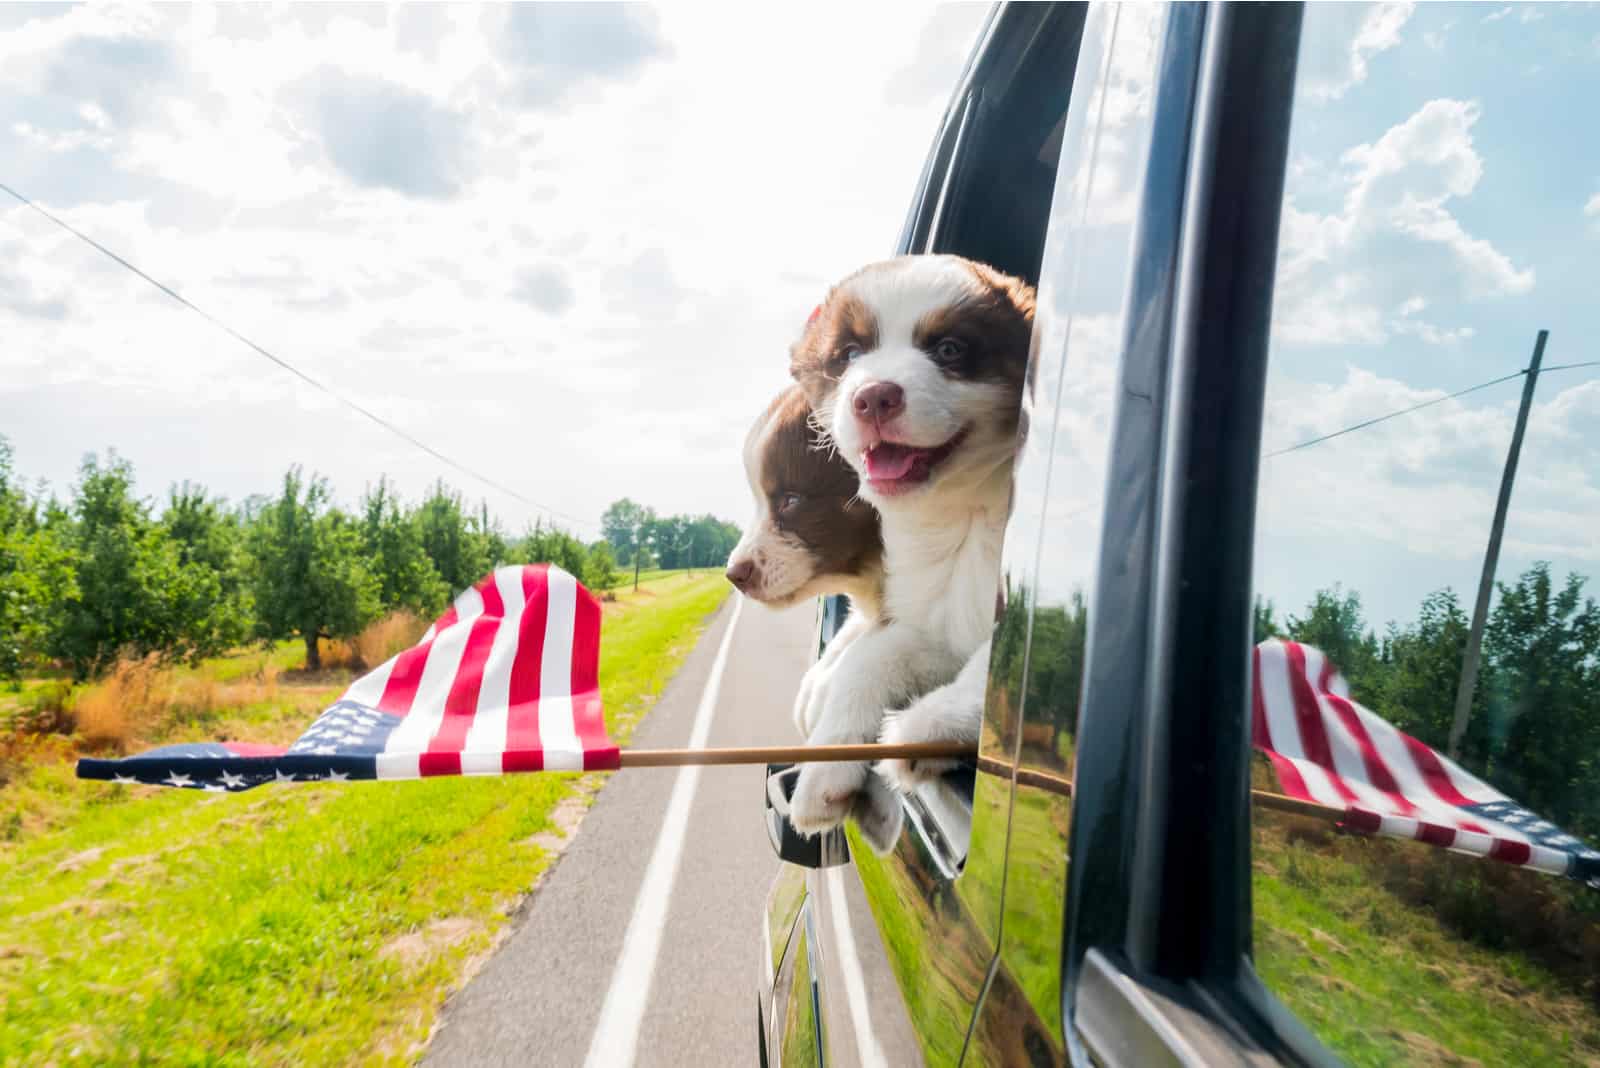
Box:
1448, 329, 1548, 760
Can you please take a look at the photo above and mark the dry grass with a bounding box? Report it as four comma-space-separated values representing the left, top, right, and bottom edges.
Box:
68, 655, 285, 753
317, 612, 428, 673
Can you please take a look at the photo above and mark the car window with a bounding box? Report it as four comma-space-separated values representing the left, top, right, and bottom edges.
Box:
1250, 4, 1600, 1064
964, 6, 1166, 1062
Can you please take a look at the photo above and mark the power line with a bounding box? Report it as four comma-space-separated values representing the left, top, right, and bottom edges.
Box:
0, 180, 594, 532
1265, 355, 1600, 460
1265, 369, 1527, 458
1542, 360, 1600, 375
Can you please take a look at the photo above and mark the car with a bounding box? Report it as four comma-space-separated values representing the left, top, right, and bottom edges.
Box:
758, 2, 1600, 1065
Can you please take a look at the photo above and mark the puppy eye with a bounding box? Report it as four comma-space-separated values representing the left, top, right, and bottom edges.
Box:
777, 493, 803, 514
933, 337, 966, 363
840, 344, 864, 363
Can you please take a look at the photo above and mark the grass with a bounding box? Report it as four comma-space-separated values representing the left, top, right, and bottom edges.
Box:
1254, 810, 1600, 1066
600, 566, 707, 591
0, 574, 730, 1065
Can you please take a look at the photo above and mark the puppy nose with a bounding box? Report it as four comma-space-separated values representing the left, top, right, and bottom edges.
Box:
725, 558, 756, 591
852, 381, 905, 424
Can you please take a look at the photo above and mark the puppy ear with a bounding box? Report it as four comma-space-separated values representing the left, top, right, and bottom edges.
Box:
850, 773, 904, 855
966, 260, 1037, 324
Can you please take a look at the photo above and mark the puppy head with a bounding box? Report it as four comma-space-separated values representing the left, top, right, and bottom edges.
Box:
725, 386, 883, 607
789, 255, 1035, 505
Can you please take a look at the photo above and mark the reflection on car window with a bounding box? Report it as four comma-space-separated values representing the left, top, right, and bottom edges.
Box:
1251, 4, 1600, 1064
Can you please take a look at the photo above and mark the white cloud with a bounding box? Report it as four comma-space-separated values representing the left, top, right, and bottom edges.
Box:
1301, 2, 1415, 102
1587, 191, 1600, 231
1483, 6, 1515, 23
0, 4, 983, 536
1273, 98, 1533, 346
1256, 369, 1599, 627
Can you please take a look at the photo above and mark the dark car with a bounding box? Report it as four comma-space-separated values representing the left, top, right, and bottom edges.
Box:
759, 3, 1600, 1065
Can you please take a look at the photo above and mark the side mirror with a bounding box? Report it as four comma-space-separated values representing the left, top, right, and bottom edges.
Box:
764, 763, 850, 869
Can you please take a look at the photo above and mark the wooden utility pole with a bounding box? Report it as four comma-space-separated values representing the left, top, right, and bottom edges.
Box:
1448, 329, 1548, 760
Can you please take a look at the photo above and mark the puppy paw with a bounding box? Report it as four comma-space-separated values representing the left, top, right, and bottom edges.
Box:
851, 773, 904, 855
876, 696, 979, 794
789, 760, 869, 835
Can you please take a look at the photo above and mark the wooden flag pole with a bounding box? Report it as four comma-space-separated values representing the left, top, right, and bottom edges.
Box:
616, 743, 1343, 825
617, 740, 973, 767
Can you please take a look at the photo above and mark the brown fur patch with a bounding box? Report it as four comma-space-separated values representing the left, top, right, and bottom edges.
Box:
912, 264, 1035, 385
758, 386, 883, 583
789, 293, 880, 408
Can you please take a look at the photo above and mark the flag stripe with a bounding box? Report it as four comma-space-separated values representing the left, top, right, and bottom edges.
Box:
538, 567, 584, 772
421, 578, 505, 777
460, 567, 527, 775
503, 565, 551, 772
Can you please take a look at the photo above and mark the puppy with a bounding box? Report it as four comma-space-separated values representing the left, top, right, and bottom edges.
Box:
786, 255, 1034, 831
724, 384, 901, 851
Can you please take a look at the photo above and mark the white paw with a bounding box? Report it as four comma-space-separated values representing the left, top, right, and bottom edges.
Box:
875, 701, 975, 794
789, 760, 869, 835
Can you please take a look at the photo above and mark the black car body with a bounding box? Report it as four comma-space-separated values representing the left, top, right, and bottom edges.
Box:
760, 3, 1600, 1064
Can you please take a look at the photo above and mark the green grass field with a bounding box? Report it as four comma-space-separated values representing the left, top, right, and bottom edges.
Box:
1254, 812, 1600, 1066
0, 572, 730, 1065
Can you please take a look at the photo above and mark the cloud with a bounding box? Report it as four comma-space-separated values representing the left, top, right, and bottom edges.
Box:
1300, 2, 1415, 102
295, 67, 472, 198
1391, 296, 1474, 344
0, 266, 70, 321
1483, 5, 1514, 23
1273, 98, 1533, 346
511, 263, 575, 315
1258, 368, 1599, 588
1587, 191, 1600, 231
44, 32, 182, 128
496, 3, 669, 106
884, 3, 989, 106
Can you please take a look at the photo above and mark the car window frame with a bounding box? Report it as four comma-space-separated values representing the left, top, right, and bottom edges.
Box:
1058, 4, 1338, 1065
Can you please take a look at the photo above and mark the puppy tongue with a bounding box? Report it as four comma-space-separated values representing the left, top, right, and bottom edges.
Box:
865, 443, 922, 480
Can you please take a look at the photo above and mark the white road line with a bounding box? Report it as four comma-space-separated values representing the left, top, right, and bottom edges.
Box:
582, 595, 744, 1068
826, 866, 890, 1068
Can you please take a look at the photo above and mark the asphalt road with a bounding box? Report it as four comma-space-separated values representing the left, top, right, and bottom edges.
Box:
424, 593, 813, 1068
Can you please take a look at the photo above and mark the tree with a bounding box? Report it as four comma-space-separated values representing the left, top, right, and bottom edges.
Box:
515, 522, 590, 580
1375, 589, 1489, 761
417, 481, 490, 597
250, 468, 380, 671
1286, 586, 1383, 703
1253, 596, 1282, 644
359, 479, 447, 617
601, 498, 654, 566
0, 437, 75, 682
52, 453, 240, 677
1482, 564, 1600, 836
584, 542, 618, 591
162, 482, 253, 652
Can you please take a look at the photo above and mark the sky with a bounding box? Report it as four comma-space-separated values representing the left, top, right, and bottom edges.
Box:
1254, 1, 1600, 631
0, 2, 991, 539
2, 1, 1596, 635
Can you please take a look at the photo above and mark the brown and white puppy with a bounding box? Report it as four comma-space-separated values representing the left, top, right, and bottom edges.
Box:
725, 385, 883, 618
724, 384, 900, 851
785, 254, 1034, 833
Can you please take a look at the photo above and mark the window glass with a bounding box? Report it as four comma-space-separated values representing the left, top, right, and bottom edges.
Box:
1251, 4, 1600, 1064
967, 4, 1166, 1061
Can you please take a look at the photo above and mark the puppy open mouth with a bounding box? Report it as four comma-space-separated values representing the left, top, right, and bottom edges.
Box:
862, 428, 968, 496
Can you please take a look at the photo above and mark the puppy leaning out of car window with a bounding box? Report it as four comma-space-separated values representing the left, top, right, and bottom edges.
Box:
726, 253, 1035, 844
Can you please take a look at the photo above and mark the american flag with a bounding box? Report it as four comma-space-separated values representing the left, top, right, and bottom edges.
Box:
1253, 638, 1600, 886
76, 565, 619, 792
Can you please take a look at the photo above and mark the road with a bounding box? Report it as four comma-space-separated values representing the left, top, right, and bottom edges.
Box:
424, 593, 813, 1067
